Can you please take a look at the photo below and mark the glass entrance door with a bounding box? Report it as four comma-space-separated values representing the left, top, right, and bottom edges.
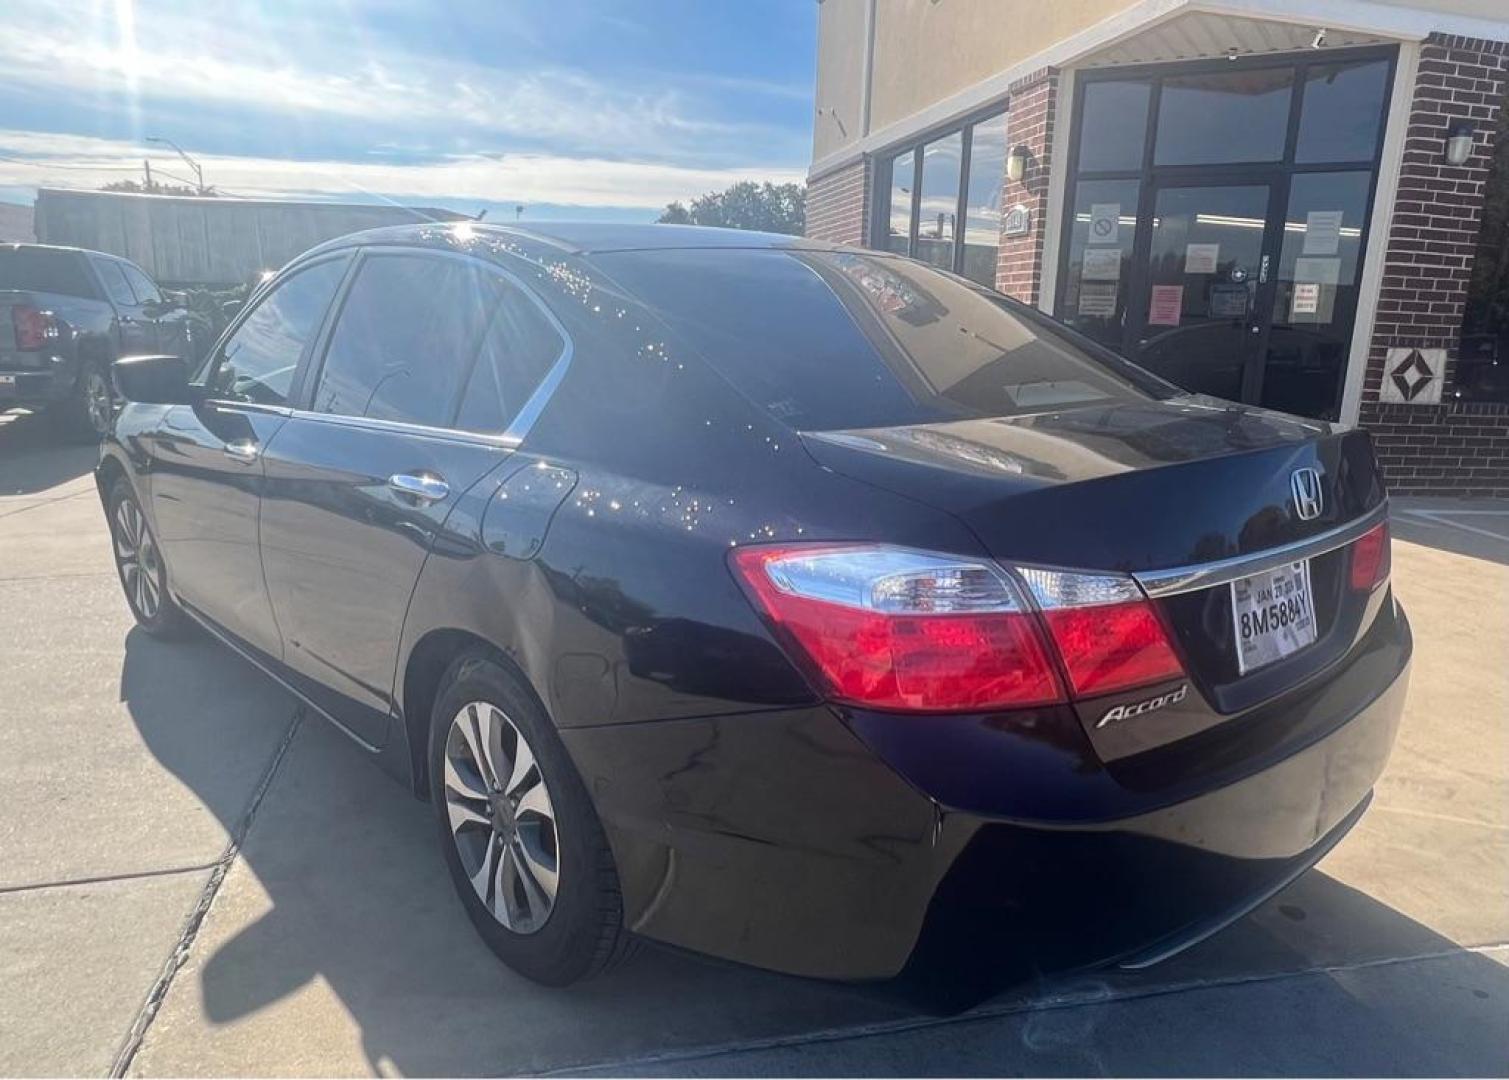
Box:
1128, 182, 1280, 403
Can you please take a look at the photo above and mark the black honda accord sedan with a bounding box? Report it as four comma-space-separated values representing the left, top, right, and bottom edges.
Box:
98, 222, 1410, 990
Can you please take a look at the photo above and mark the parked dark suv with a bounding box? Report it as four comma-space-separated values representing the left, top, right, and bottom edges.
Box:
99, 223, 1411, 991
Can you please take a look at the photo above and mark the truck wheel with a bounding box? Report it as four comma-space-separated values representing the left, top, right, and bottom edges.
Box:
57, 361, 114, 442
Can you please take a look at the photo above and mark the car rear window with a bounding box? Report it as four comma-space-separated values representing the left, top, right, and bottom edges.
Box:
594, 248, 1168, 431
0, 248, 100, 300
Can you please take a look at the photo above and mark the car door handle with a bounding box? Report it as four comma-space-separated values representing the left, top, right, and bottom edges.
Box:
389, 472, 450, 503
224, 439, 260, 463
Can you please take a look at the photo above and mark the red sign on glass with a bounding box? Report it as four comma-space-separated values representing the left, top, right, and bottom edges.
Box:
1148, 285, 1184, 326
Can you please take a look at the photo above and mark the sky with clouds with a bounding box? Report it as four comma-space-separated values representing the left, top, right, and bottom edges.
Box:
0, 0, 815, 221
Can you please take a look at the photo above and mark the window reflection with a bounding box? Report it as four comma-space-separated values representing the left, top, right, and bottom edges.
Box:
915, 132, 962, 271
1296, 61, 1389, 163
1077, 80, 1150, 172
1155, 69, 1292, 166
885, 151, 914, 255
962, 112, 1008, 286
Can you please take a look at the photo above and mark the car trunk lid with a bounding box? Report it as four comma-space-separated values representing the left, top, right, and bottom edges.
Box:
801, 396, 1389, 718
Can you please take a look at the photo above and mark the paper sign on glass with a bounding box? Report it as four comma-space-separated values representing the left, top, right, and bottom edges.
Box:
1078, 281, 1118, 317
1082, 248, 1122, 282
1293, 257, 1341, 285
1303, 211, 1344, 255
1184, 243, 1220, 275
1088, 203, 1121, 245
1291, 282, 1321, 316
1147, 285, 1184, 326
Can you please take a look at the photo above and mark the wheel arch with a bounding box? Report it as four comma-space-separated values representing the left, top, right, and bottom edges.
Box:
399, 627, 540, 801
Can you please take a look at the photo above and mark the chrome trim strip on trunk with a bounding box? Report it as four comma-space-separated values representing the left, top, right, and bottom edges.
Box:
1133, 502, 1389, 598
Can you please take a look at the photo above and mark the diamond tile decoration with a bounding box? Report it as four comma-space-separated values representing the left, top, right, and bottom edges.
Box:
1379, 347, 1445, 405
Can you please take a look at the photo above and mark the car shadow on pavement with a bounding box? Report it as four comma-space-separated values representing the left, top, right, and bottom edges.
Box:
0, 411, 96, 497
119, 626, 1509, 1076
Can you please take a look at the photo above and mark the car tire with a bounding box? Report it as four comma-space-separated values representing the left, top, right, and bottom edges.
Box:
107, 477, 188, 638
58, 359, 115, 443
428, 649, 629, 985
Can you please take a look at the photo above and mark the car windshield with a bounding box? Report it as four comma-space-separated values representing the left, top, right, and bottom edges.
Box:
595, 247, 1171, 432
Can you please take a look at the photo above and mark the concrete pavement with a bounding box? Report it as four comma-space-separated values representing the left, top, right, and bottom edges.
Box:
0, 407, 1505, 1076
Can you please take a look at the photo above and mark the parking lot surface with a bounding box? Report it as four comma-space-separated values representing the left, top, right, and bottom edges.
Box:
1, 408, 1505, 1077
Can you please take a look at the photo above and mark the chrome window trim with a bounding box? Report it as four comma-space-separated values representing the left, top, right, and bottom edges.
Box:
1132, 502, 1388, 598
299, 243, 574, 444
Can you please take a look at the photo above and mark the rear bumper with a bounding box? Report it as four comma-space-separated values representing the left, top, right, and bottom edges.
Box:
561, 603, 1411, 982
0, 362, 77, 408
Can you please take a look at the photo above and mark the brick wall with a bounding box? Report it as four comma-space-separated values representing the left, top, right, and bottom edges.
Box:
995, 68, 1059, 304
1361, 401, 1509, 496
1361, 34, 1508, 497
805, 158, 870, 246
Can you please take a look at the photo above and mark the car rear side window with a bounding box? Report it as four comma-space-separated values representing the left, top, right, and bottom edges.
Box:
595, 249, 1168, 431
454, 284, 565, 434
201, 257, 349, 406
0, 249, 100, 300
312, 254, 502, 429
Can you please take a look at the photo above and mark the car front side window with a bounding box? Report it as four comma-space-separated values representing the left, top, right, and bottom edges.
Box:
200, 257, 349, 406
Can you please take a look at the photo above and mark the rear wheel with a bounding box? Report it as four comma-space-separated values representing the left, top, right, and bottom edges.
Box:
57, 361, 114, 442
428, 650, 628, 985
108, 478, 187, 637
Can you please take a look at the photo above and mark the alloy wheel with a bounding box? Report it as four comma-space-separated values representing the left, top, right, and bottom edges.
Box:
442, 700, 560, 934
85, 369, 113, 434
112, 497, 161, 620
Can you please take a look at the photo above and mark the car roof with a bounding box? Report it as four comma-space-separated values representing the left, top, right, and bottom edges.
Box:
304, 221, 835, 259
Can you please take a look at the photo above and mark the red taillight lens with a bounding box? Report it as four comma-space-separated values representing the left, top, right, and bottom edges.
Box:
1350, 521, 1391, 591
12, 305, 54, 351
1016, 567, 1185, 698
730, 545, 1064, 711
1040, 601, 1185, 698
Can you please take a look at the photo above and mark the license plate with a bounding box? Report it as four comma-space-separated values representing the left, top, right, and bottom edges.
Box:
0, 374, 14, 387
1230, 559, 1316, 675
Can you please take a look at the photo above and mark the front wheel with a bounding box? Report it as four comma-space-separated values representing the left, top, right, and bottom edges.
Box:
428, 650, 629, 985
107, 478, 187, 637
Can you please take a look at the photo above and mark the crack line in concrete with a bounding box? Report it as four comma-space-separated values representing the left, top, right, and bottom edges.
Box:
535, 943, 1509, 1078
0, 863, 222, 896
107, 704, 305, 1079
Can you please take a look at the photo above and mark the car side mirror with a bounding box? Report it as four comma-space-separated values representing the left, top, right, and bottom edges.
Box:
112, 354, 197, 405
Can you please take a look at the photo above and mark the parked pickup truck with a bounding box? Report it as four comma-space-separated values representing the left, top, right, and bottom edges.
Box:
1, 243, 196, 439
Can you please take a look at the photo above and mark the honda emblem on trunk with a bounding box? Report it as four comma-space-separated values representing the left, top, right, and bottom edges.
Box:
1291, 467, 1323, 521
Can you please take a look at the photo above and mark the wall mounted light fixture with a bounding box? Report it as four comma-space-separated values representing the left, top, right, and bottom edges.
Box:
1006, 144, 1031, 184
1445, 120, 1475, 166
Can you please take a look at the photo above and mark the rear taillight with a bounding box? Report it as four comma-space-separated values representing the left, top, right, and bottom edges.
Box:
12, 305, 56, 351
729, 544, 1187, 714
730, 545, 1063, 711
1016, 567, 1186, 698
1350, 521, 1391, 591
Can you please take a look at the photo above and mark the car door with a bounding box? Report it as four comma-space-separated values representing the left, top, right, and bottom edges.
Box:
146, 254, 352, 659
119, 260, 189, 358
257, 249, 569, 747
89, 256, 155, 355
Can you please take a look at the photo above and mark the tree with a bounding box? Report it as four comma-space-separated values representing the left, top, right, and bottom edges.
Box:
100, 178, 215, 197
657, 180, 804, 235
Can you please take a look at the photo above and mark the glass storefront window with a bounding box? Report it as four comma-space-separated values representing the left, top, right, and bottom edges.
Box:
961, 112, 1007, 286
885, 151, 914, 255
1076, 80, 1151, 172
915, 132, 963, 271
873, 111, 1007, 282
1262, 171, 1372, 418
1154, 69, 1293, 166
1296, 60, 1390, 163
1059, 178, 1140, 349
